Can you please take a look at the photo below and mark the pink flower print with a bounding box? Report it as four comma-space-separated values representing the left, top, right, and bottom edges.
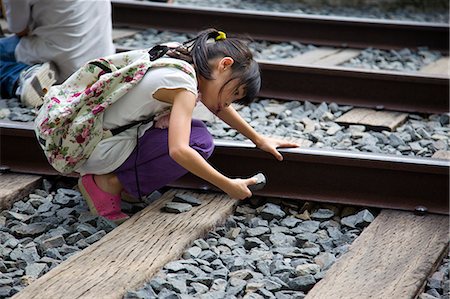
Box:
51, 97, 60, 103
124, 76, 133, 82
75, 134, 85, 144
92, 105, 105, 115
73, 92, 81, 97
66, 156, 79, 164
81, 128, 90, 139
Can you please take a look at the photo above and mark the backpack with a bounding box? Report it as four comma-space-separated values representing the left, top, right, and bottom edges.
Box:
35, 49, 195, 174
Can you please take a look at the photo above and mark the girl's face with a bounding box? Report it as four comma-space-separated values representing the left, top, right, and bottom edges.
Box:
198, 57, 246, 114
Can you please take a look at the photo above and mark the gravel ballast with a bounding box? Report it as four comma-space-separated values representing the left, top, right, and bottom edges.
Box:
0, 179, 117, 298
124, 198, 377, 299
145, 0, 449, 23
113, 29, 442, 73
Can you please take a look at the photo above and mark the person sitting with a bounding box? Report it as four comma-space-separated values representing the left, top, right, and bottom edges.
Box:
0, 0, 115, 107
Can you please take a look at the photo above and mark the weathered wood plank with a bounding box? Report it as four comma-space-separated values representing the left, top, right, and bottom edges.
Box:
335, 108, 408, 131
306, 209, 449, 299
283, 48, 340, 65
14, 189, 237, 299
432, 150, 450, 160
0, 173, 41, 210
313, 49, 361, 66
420, 57, 449, 76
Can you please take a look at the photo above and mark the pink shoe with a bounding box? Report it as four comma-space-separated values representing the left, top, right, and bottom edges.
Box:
78, 174, 129, 224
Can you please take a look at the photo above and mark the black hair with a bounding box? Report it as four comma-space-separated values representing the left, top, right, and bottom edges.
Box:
149, 28, 261, 105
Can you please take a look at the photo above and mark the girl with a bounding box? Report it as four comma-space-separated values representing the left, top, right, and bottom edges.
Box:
77, 29, 298, 224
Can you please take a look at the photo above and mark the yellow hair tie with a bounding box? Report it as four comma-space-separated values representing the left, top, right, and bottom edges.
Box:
215, 31, 227, 41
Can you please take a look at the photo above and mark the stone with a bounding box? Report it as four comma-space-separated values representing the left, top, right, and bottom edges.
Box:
341, 209, 374, 228
164, 202, 192, 213
76, 223, 98, 237
244, 237, 269, 250
10, 223, 49, 238
296, 264, 321, 276
288, 275, 316, 291
85, 230, 106, 244
191, 282, 209, 294
246, 226, 270, 237
291, 221, 320, 234
259, 204, 286, 220
314, 252, 336, 270
193, 239, 209, 250
5, 211, 32, 222
25, 263, 48, 279
310, 209, 334, 220
41, 235, 66, 251
173, 194, 202, 206
66, 232, 84, 245
183, 246, 202, 259
218, 237, 237, 249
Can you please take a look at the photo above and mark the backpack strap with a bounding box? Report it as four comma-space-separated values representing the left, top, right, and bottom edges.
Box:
109, 115, 155, 136
88, 61, 113, 74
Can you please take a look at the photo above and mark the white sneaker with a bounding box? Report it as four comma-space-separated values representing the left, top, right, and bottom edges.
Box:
16, 62, 57, 108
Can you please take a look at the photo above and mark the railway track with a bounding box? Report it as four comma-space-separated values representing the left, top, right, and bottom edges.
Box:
111, 3, 450, 114
1, 119, 448, 215
111, 0, 449, 52
0, 3, 448, 298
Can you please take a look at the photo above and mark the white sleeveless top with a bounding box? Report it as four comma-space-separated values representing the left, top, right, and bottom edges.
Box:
77, 58, 198, 175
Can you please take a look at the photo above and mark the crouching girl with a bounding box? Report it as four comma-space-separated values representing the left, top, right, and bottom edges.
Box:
76, 29, 298, 223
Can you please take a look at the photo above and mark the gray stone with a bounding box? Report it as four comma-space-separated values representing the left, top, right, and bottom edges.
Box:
11, 222, 49, 237
5, 211, 32, 222
259, 204, 286, 221
164, 202, 192, 213
296, 264, 321, 276
288, 275, 316, 291
193, 239, 209, 250
218, 237, 237, 249
341, 209, 374, 228
76, 223, 98, 237
85, 230, 106, 244
244, 237, 269, 250
191, 282, 209, 294
314, 252, 336, 270
310, 209, 335, 220
291, 221, 320, 233
53, 193, 78, 207
41, 235, 66, 251
246, 226, 270, 237
166, 277, 187, 294
0, 286, 12, 297
182, 246, 202, 259
25, 262, 48, 278
164, 261, 187, 272
124, 288, 157, 299
66, 232, 84, 245
280, 217, 302, 228
173, 194, 202, 206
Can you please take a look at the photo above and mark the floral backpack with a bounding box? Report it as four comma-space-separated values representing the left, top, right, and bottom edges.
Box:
35, 48, 195, 174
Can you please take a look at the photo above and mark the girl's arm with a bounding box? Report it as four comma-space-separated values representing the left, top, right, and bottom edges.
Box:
168, 90, 256, 199
216, 105, 299, 160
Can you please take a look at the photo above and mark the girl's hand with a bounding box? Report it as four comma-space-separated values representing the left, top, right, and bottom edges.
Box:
222, 177, 258, 200
256, 136, 299, 161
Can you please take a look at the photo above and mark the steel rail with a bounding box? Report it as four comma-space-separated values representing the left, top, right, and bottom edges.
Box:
116, 46, 449, 114
1, 121, 448, 215
111, 0, 449, 52
258, 60, 449, 114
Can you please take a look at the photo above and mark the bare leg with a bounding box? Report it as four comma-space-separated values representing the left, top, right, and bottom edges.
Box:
93, 173, 123, 195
